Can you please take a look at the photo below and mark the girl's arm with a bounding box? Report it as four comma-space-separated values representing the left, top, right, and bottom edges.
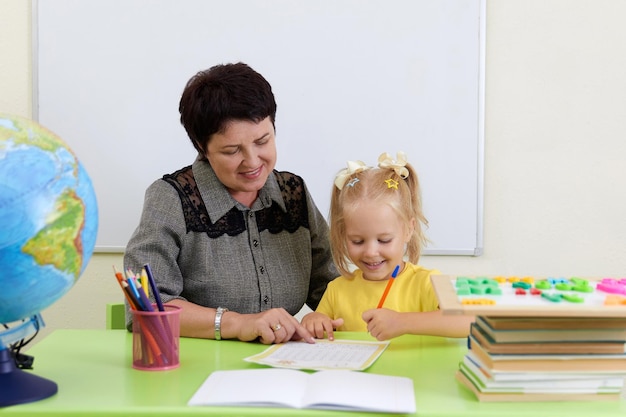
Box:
362, 308, 474, 340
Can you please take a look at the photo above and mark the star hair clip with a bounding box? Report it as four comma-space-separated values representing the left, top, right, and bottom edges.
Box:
346, 177, 360, 187
385, 178, 399, 189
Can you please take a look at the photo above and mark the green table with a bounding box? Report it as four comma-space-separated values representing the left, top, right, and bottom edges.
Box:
2, 330, 625, 416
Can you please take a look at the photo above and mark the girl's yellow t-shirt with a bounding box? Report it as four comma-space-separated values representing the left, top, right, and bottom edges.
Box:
315, 263, 440, 331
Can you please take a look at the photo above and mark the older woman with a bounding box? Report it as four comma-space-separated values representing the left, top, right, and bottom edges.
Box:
124, 62, 337, 344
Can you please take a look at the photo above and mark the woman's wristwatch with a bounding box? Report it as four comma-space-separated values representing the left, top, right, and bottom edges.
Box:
214, 307, 228, 340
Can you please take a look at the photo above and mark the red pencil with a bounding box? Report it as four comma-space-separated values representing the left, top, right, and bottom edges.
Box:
377, 265, 401, 308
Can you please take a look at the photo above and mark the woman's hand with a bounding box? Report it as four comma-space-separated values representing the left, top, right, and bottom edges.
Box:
166, 299, 318, 343
226, 308, 316, 344
301, 311, 344, 341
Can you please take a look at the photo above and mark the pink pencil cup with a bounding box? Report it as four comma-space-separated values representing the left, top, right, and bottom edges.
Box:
130, 304, 181, 371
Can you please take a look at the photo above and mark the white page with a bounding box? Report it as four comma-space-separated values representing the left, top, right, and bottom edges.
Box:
304, 370, 416, 413
188, 369, 307, 408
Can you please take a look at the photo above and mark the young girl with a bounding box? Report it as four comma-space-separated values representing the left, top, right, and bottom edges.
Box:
301, 152, 473, 341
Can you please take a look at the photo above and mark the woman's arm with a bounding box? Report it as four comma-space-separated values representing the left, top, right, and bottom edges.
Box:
168, 299, 314, 344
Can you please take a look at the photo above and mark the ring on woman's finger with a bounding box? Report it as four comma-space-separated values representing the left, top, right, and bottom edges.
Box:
271, 323, 282, 332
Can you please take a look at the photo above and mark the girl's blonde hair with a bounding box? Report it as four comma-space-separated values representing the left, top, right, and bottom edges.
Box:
329, 152, 428, 278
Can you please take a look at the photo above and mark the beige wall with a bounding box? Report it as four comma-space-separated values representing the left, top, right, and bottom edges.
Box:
2, 1, 626, 342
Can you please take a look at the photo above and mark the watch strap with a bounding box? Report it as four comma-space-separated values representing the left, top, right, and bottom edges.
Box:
214, 307, 228, 340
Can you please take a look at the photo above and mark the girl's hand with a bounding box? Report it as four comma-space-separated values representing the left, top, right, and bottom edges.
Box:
301, 311, 344, 340
362, 308, 402, 341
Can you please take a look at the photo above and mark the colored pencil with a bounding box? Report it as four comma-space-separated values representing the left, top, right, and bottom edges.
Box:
143, 263, 165, 312
377, 265, 401, 308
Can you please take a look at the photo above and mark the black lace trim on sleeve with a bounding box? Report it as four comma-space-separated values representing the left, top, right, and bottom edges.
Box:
161, 168, 309, 238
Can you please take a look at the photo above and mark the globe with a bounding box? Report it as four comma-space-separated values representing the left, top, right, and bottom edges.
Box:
0, 114, 98, 324
0, 114, 98, 406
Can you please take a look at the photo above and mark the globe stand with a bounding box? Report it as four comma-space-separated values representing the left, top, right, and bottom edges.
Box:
0, 347, 57, 407
0, 314, 57, 407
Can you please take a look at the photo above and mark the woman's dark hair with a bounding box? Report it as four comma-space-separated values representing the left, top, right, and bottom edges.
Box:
179, 62, 277, 154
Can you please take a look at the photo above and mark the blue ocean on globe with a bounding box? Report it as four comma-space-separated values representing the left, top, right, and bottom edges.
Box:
0, 115, 98, 324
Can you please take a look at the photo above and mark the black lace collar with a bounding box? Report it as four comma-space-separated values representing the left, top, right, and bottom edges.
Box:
161, 162, 309, 238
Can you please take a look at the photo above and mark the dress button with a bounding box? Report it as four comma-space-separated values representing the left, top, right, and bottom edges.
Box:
253, 240, 259, 247
263, 295, 269, 304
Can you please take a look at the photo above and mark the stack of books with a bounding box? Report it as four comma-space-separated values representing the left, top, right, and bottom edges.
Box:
456, 316, 626, 401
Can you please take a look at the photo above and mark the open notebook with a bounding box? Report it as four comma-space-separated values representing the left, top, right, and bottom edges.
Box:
188, 368, 416, 413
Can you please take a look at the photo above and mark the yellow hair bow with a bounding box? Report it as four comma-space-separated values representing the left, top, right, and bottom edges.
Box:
377, 151, 409, 179
334, 160, 370, 190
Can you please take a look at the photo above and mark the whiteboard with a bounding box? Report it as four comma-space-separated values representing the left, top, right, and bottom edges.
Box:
34, 0, 485, 255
